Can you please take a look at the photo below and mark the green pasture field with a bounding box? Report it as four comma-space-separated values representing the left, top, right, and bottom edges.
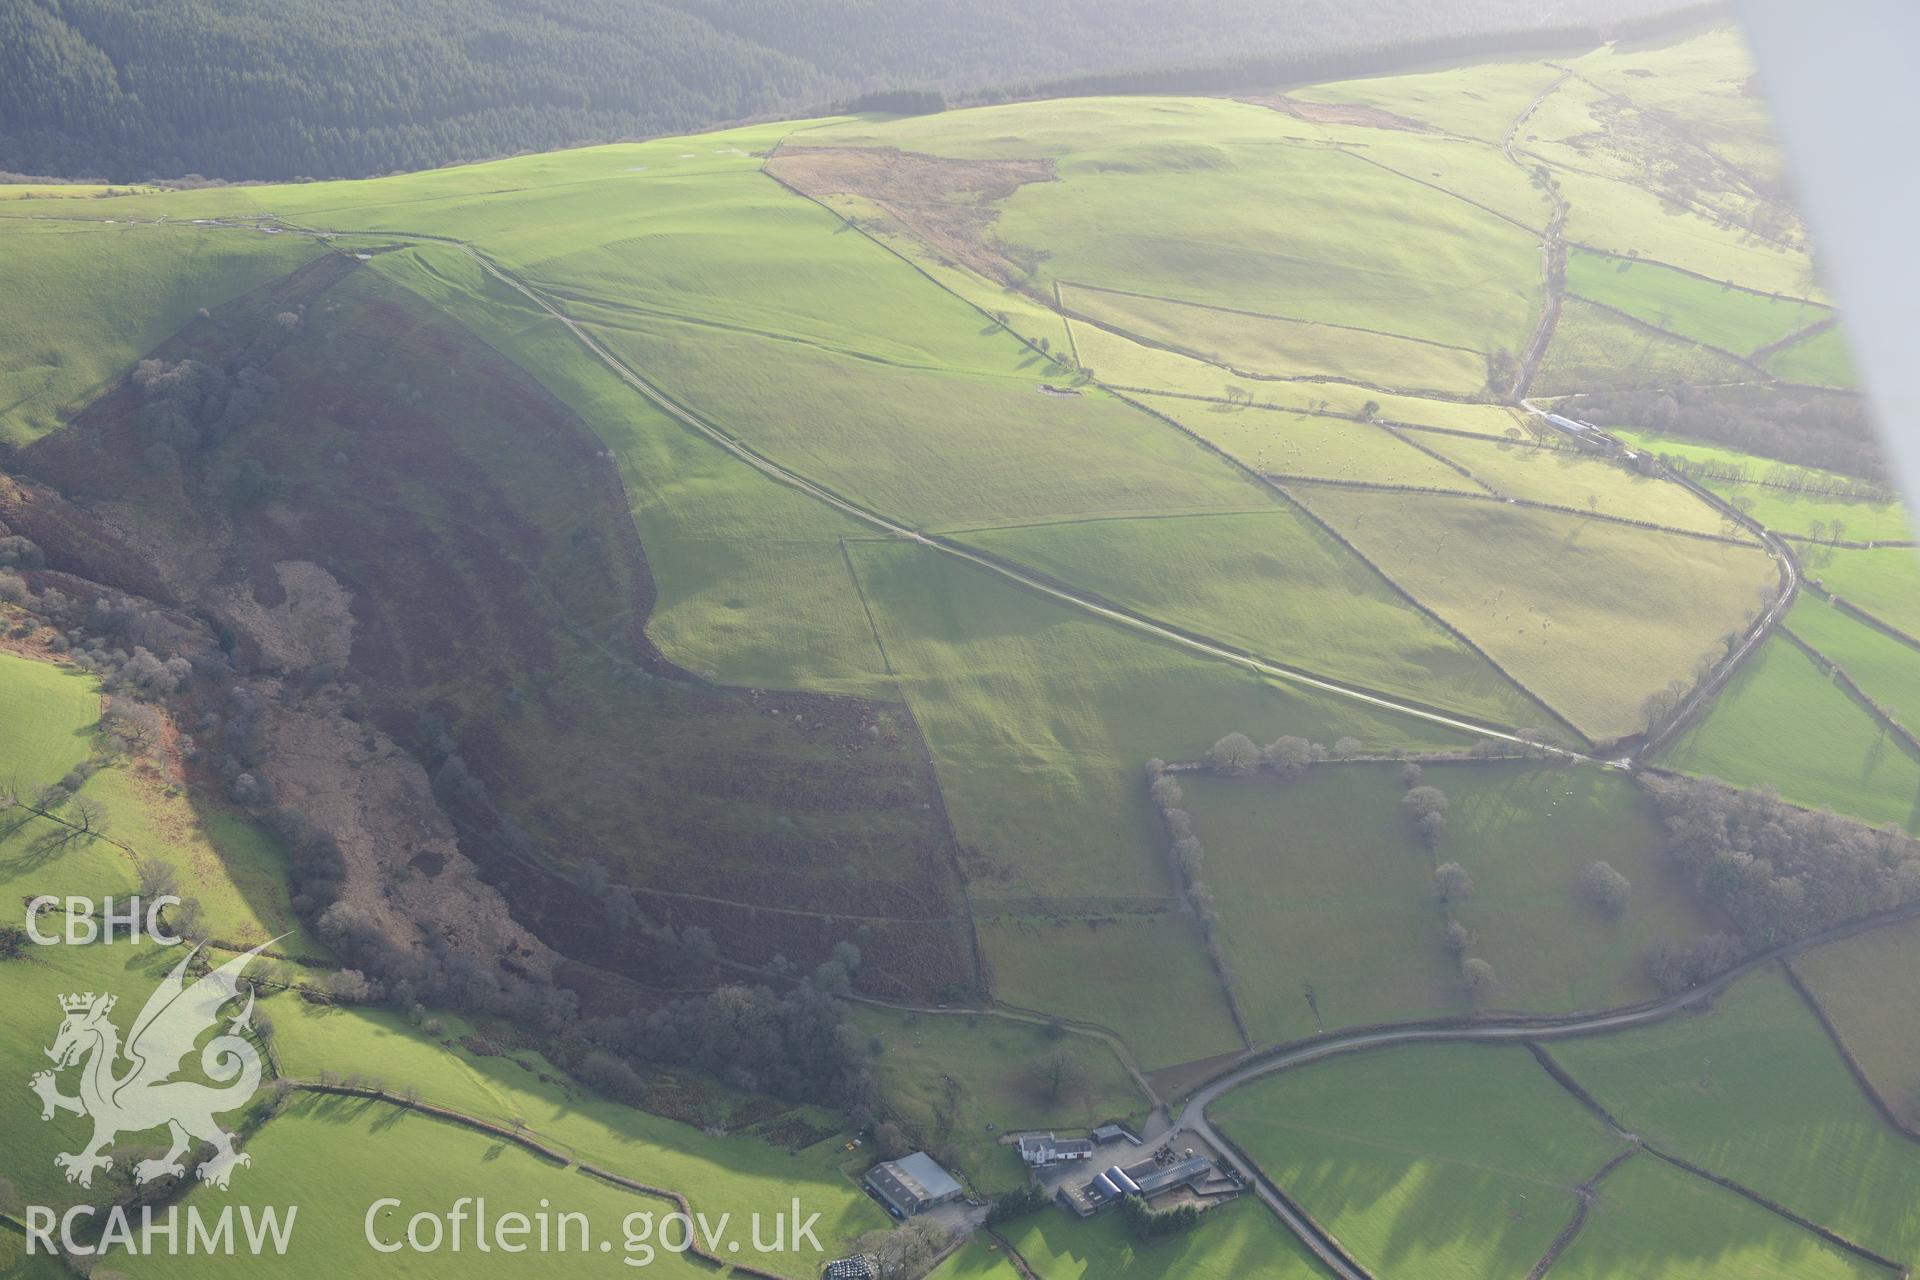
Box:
1181, 762, 1709, 1043
1060, 284, 1488, 395
995, 134, 1542, 354
1000, 1196, 1332, 1279
1814, 548, 1920, 640
0, 650, 316, 950
0, 1230, 64, 1280
1213, 1042, 1625, 1279
128, 1096, 720, 1280
850, 1005, 1148, 1195
0, 220, 321, 443
1291, 488, 1779, 743
1532, 298, 1755, 397
1720, 484, 1913, 544
1787, 596, 1920, 731
1549, 969, 1920, 1265
976, 912, 1242, 1071
1791, 918, 1920, 1130
371, 245, 891, 696
1306, 126, 1554, 232
812, 191, 1075, 356
1564, 248, 1827, 355
1420, 434, 1747, 538
1660, 633, 1920, 832
1285, 58, 1568, 143
1605, 430, 1914, 543
0, 906, 166, 1214
1129, 394, 1484, 493
1553, 168, 1817, 300
260, 997, 889, 1274
584, 309, 1259, 530
957, 509, 1551, 730
804, 93, 1541, 352
1068, 319, 1528, 437
1067, 316, 1273, 401
1769, 324, 1856, 387
794, 93, 1322, 161
846, 538, 1476, 904
930, 1238, 1026, 1279
81, 767, 319, 954
1435, 762, 1714, 1012
1180, 767, 1458, 1043
0, 650, 99, 786
1549, 1153, 1887, 1280
1572, 27, 1781, 133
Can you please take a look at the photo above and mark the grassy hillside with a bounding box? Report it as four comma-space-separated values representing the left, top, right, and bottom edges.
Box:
0, 648, 97, 784
958, 508, 1552, 729
0, 222, 320, 442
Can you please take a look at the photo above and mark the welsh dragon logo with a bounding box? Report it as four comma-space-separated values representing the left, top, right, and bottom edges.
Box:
29, 941, 274, 1190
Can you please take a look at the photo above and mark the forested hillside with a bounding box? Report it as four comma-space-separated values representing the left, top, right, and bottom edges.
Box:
4, 0, 1697, 181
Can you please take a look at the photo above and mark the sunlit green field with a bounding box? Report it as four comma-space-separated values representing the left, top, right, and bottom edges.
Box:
127, 1097, 720, 1280
0, 221, 320, 442
957, 508, 1549, 728
1001, 1197, 1330, 1279
1215, 1043, 1625, 1279
1769, 324, 1857, 387
0, 650, 98, 785
1814, 547, 1920, 639
1533, 298, 1754, 396
1417, 433, 1747, 537
1564, 248, 1828, 356
1545, 1153, 1886, 1280
1135, 395, 1483, 491
1181, 762, 1711, 1044
1787, 596, 1920, 730
1662, 633, 1920, 832
1550, 971, 1920, 1266
1292, 488, 1779, 743
1791, 917, 1920, 1130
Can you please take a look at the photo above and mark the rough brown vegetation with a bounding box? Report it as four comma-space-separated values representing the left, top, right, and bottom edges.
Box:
765, 145, 1055, 285
6, 253, 978, 1001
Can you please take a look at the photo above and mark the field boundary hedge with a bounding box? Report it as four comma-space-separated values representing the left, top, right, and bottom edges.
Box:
1204, 1118, 1376, 1280
1528, 1039, 1909, 1274
1805, 582, 1920, 654
1779, 959, 1920, 1146
1777, 625, 1920, 760
1524, 1147, 1640, 1280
